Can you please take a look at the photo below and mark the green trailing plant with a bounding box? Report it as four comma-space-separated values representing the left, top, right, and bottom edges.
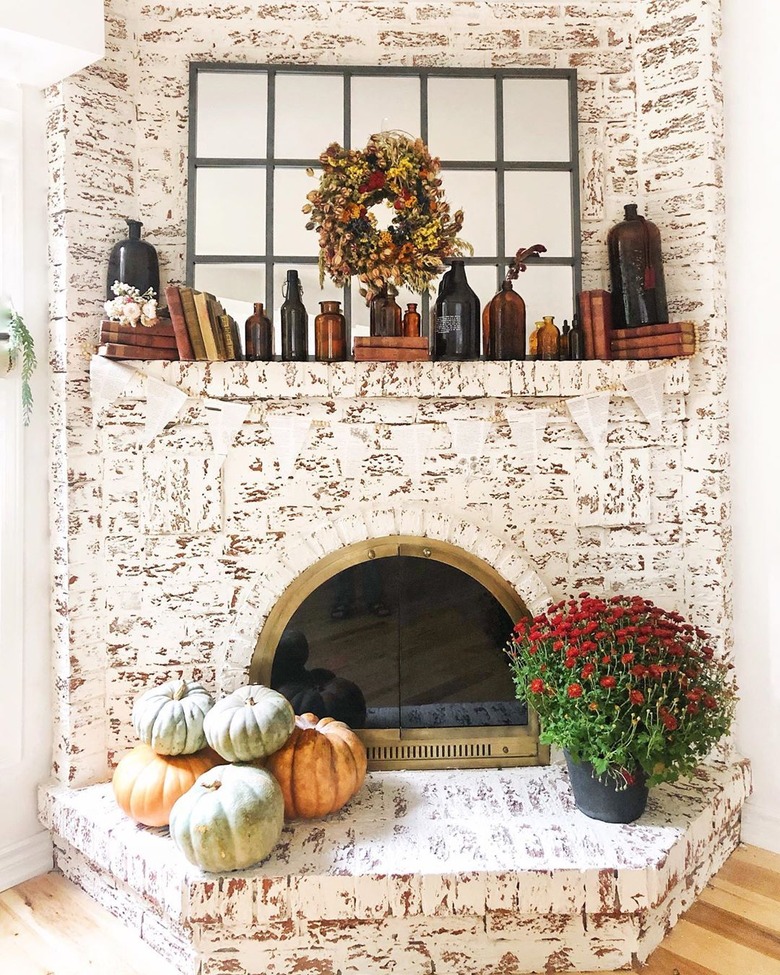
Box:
6, 307, 37, 426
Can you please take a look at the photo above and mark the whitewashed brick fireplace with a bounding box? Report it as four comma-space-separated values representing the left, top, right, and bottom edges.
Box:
40, 0, 749, 972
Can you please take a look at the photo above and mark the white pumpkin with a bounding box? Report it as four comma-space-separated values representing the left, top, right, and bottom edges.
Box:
132, 678, 214, 756
203, 684, 295, 763
169, 764, 284, 872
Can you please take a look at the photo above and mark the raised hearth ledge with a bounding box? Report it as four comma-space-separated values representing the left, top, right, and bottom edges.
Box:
98, 357, 691, 402
40, 758, 750, 975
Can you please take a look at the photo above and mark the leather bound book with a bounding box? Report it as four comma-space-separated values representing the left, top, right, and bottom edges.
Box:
178, 287, 208, 360
577, 291, 595, 359
589, 289, 613, 360
193, 291, 221, 360
611, 321, 695, 342
98, 343, 180, 360
164, 285, 195, 359
611, 341, 695, 360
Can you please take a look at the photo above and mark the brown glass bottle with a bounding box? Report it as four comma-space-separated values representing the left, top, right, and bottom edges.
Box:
280, 269, 308, 361
569, 314, 585, 360
607, 203, 669, 328
245, 302, 273, 361
559, 320, 571, 361
484, 279, 526, 360
434, 260, 480, 360
402, 303, 421, 337
314, 300, 347, 362
369, 284, 402, 337
528, 320, 543, 360
537, 315, 560, 360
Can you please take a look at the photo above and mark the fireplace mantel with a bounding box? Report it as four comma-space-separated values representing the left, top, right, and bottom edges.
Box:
102, 357, 691, 402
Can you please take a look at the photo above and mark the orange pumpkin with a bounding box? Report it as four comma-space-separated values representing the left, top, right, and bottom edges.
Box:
112, 743, 222, 827
265, 713, 367, 819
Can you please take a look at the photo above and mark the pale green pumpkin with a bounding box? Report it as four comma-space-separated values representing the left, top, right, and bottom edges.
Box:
203, 684, 295, 763
132, 678, 214, 756
169, 764, 284, 872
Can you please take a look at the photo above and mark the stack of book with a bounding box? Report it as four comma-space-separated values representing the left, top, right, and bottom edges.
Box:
165, 284, 243, 360
353, 336, 431, 362
610, 322, 697, 359
97, 319, 180, 360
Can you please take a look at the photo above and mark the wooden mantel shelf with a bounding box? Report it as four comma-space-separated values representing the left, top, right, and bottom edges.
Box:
99, 357, 691, 401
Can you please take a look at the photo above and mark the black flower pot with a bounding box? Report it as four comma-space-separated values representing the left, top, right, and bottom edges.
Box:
564, 751, 649, 823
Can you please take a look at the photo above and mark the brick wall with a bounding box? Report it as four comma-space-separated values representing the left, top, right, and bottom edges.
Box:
46, 0, 730, 786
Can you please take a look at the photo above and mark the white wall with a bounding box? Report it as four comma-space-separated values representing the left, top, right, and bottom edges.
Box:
722, 0, 780, 854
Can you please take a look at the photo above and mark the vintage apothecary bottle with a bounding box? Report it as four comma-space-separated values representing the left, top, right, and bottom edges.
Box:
607, 203, 669, 328
280, 269, 308, 361
528, 320, 543, 360
483, 279, 526, 360
569, 314, 585, 360
107, 218, 160, 300
314, 300, 347, 362
245, 302, 273, 361
559, 320, 571, 360
537, 315, 560, 360
402, 303, 421, 337
433, 260, 480, 360
370, 285, 402, 337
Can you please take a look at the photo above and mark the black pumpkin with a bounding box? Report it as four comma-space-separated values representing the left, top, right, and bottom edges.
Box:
271, 629, 310, 686
276, 680, 325, 717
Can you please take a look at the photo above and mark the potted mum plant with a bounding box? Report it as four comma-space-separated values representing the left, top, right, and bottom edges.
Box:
507, 593, 737, 823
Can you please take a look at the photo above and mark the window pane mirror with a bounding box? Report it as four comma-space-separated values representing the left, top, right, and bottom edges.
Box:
187, 64, 581, 345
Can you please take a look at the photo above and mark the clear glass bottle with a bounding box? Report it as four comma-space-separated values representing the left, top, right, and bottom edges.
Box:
245, 302, 273, 361
369, 284, 402, 337
433, 260, 480, 360
607, 203, 669, 328
559, 320, 571, 361
569, 314, 585, 361
314, 300, 347, 362
483, 278, 526, 360
402, 302, 421, 337
280, 269, 308, 361
537, 315, 560, 360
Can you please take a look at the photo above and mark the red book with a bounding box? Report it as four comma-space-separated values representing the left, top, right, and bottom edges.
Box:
164, 285, 195, 360
577, 291, 595, 359
611, 322, 695, 342
611, 341, 695, 360
589, 289, 612, 361
98, 343, 179, 361
611, 331, 697, 352
100, 318, 175, 339
99, 328, 179, 351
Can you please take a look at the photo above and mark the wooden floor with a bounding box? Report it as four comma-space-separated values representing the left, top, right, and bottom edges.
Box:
1, 844, 779, 975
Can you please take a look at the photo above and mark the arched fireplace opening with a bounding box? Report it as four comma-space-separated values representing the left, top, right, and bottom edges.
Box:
250, 537, 546, 770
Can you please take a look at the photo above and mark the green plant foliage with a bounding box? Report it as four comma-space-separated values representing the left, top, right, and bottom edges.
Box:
7, 308, 37, 426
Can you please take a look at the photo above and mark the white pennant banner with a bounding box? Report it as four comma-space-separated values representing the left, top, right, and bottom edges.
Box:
266, 415, 312, 479
448, 418, 492, 462
508, 408, 550, 469
89, 356, 137, 403
331, 423, 371, 480
623, 366, 668, 437
567, 392, 611, 456
203, 398, 252, 457
389, 424, 437, 480
141, 376, 188, 446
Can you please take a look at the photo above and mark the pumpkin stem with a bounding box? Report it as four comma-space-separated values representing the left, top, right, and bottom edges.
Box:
173, 680, 188, 700
202, 781, 222, 791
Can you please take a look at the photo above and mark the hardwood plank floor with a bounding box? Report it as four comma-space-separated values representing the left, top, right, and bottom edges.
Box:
1, 844, 778, 975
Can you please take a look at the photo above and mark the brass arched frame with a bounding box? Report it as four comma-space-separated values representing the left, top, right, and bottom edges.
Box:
250, 536, 547, 770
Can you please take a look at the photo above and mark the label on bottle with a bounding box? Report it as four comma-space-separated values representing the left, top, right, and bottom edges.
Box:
436, 314, 461, 334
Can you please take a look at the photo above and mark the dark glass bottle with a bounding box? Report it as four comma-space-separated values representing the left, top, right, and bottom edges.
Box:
607, 203, 669, 328
537, 315, 560, 360
569, 314, 585, 360
280, 269, 308, 361
245, 303, 273, 361
559, 320, 571, 360
314, 300, 347, 362
483, 279, 526, 360
433, 260, 480, 360
369, 285, 402, 337
402, 303, 421, 337
107, 218, 160, 300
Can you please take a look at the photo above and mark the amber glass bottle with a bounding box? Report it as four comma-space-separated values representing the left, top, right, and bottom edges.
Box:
607, 203, 669, 328
402, 303, 421, 337
528, 320, 543, 360
559, 320, 571, 361
569, 314, 585, 360
280, 269, 308, 361
245, 302, 273, 361
370, 285, 402, 337
484, 279, 526, 360
537, 315, 560, 360
434, 260, 480, 360
314, 301, 347, 362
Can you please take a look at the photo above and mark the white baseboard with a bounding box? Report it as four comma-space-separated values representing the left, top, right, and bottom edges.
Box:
740, 802, 780, 854
0, 831, 53, 893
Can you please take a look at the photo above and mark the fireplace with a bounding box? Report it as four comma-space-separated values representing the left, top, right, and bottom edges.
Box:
252, 536, 543, 770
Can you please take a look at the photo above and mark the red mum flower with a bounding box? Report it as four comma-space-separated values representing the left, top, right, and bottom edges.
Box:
567, 683, 583, 698
629, 689, 644, 705
529, 678, 545, 694
600, 676, 617, 689
581, 663, 595, 678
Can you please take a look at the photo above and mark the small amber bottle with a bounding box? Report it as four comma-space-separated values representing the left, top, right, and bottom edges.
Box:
528, 320, 544, 360
245, 302, 273, 361
314, 300, 347, 362
370, 284, 402, 337
559, 320, 571, 360
537, 315, 560, 360
569, 314, 585, 360
402, 302, 421, 337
